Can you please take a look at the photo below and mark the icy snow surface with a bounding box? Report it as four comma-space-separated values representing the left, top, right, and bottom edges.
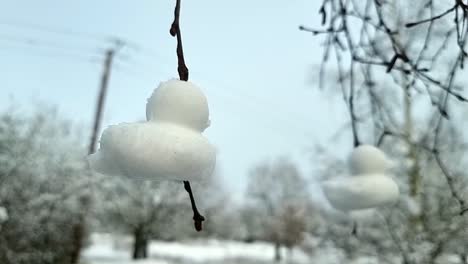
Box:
0, 206, 7, 223
83, 233, 310, 264
322, 174, 399, 211
89, 80, 216, 182
348, 145, 392, 175
83, 233, 390, 264
322, 145, 399, 211
146, 79, 210, 132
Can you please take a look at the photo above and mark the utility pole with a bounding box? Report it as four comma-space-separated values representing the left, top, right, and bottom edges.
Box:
70, 41, 123, 264
88, 41, 122, 155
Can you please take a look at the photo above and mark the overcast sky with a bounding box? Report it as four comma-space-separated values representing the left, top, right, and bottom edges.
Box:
0, 0, 352, 198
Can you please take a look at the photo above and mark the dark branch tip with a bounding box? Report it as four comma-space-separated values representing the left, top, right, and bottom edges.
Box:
386, 55, 398, 73
183, 180, 205, 232
169, 25, 177, 36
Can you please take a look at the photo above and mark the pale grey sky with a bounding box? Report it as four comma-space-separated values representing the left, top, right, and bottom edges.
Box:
0, 0, 351, 197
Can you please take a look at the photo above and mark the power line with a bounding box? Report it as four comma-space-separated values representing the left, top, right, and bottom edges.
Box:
0, 32, 134, 66
0, 21, 315, 138
0, 44, 313, 139
0, 19, 110, 42
0, 33, 105, 55
0, 43, 104, 64
111, 62, 313, 139
113, 61, 314, 138
0, 19, 144, 52
0, 19, 177, 72
0, 20, 158, 70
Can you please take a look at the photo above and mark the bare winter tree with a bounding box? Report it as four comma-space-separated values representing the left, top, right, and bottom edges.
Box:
275, 204, 307, 261
300, 1, 468, 262
301, 0, 468, 212
310, 111, 468, 263
246, 157, 309, 262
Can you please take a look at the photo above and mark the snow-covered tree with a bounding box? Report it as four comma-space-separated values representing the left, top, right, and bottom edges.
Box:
245, 157, 309, 261
0, 105, 89, 264
97, 178, 187, 259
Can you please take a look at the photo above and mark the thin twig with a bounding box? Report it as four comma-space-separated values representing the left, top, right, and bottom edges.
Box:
349, 61, 360, 147
406, 5, 457, 28
169, 0, 205, 230
183, 181, 205, 231
170, 0, 189, 81
298, 25, 344, 35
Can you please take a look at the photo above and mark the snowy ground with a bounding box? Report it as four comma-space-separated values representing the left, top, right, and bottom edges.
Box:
82, 233, 387, 264
82, 233, 312, 264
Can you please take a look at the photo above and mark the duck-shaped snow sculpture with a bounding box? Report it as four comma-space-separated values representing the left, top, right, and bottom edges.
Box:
88, 79, 217, 181
322, 145, 399, 211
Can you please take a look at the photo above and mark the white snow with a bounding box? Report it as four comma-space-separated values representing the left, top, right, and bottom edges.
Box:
322, 174, 399, 211
146, 79, 210, 132
83, 233, 394, 264
89, 122, 216, 181
348, 208, 380, 223
403, 196, 422, 216
0, 206, 7, 223
83, 233, 311, 264
89, 79, 216, 182
149, 239, 308, 262
322, 145, 399, 211
348, 145, 392, 175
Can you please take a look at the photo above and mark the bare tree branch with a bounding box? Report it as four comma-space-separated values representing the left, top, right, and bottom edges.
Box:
183, 181, 205, 231
170, 0, 189, 81
302, 0, 468, 214
169, 0, 205, 231
406, 5, 457, 28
